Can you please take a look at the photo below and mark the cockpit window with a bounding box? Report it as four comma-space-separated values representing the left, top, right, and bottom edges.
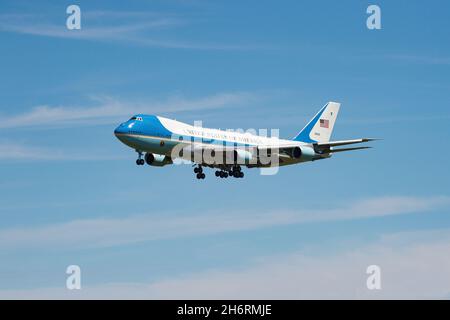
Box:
129, 116, 143, 121
130, 116, 137, 120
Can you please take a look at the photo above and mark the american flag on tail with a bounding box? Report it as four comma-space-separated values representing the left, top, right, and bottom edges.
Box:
320, 119, 329, 128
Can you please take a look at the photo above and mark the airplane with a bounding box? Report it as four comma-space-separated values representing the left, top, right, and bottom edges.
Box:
114, 101, 375, 179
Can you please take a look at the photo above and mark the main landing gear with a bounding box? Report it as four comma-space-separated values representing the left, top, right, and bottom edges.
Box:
194, 165, 206, 179
215, 166, 244, 179
193, 165, 244, 180
135, 150, 145, 165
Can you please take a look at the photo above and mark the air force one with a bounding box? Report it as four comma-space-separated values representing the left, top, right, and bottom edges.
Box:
114, 101, 375, 179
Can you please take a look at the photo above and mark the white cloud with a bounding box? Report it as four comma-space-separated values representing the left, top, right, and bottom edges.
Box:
0, 142, 54, 160
144, 234, 450, 299
0, 92, 257, 129
0, 141, 123, 161
1, 228, 450, 299
0, 11, 248, 50
0, 196, 448, 251
385, 54, 450, 66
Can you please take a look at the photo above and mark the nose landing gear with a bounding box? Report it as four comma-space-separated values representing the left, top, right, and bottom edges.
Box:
135, 150, 145, 165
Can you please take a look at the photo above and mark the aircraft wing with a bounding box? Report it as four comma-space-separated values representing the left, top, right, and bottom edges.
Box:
252, 138, 377, 158
186, 138, 377, 161
254, 138, 376, 151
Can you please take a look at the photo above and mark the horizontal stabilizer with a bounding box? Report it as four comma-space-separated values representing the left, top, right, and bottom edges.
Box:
316, 138, 378, 148
329, 146, 372, 153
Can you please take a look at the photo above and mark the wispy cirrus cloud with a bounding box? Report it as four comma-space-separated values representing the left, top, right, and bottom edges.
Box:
0, 141, 124, 161
132, 232, 450, 300
2, 228, 450, 299
0, 92, 258, 129
385, 54, 450, 66
0, 11, 250, 50
0, 195, 448, 251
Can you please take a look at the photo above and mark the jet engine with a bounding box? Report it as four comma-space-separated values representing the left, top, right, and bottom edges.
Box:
233, 149, 253, 164
290, 146, 315, 161
145, 153, 172, 167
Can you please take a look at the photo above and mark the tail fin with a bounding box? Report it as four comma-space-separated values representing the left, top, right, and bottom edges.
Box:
293, 101, 340, 143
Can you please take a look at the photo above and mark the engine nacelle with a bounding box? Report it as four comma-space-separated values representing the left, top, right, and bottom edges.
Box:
145, 153, 172, 167
290, 146, 315, 161
233, 149, 253, 164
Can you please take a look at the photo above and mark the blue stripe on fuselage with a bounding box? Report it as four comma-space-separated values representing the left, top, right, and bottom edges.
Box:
140, 115, 173, 138
114, 115, 172, 138
114, 115, 255, 153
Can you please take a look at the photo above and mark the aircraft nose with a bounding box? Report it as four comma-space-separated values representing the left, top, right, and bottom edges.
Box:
114, 123, 126, 135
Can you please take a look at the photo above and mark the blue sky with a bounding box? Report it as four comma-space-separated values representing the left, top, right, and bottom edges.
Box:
0, 0, 450, 298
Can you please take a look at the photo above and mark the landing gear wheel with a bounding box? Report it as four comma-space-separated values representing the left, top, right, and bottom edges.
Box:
215, 171, 220, 177
135, 150, 144, 165
239, 172, 244, 178
194, 165, 203, 174
194, 165, 204, 179
196, 173, 206, 179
